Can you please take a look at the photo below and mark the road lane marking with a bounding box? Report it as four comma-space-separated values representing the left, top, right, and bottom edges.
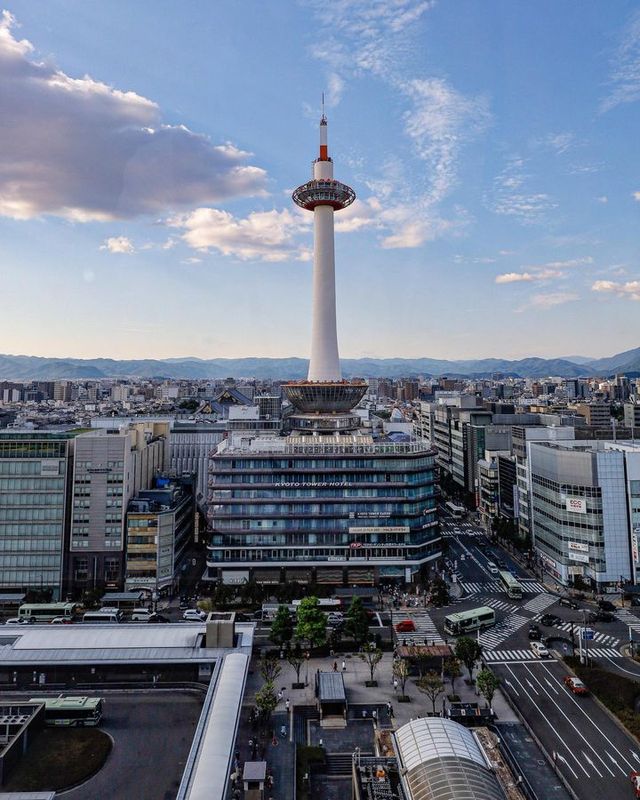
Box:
524, 664, 616, 777
581, 751, 602, 777
544, 677, 559, 695
504, 665, 589, 778
504, 678, 519, 696
555, 753, 580, 780
540, 662, 637, 773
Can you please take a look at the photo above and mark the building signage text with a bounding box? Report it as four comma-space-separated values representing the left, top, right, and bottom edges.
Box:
274, 482, 349, 488
568, 541, 589, 553
565, 497, 587, 514
348, 526, 409, 534
568, 552, 590, 564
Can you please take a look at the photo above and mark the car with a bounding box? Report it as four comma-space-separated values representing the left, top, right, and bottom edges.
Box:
564, 675, 588, 695
497, 559, 507, 569
528, 625, 542, 641
395, 619, 416, 633
540, 614, 561, 627
179, 596, 190, 610
530, 641, 550, 658
5, 617, 29, 625
147, 613, 170, 624
588, 611, 616, 623
182, 609, 206, 622
486, 561, 499, 575
559, 597, 578, 609
50, 616, 73, 624
598, 600, 616, 612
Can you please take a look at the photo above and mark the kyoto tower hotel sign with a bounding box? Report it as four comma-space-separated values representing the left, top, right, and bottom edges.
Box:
284, 111, 367, 424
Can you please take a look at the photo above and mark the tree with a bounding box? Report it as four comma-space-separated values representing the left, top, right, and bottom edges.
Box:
417, 670, 444, 715
295, 596, 326, 649
254, 681, 278, 728
270, 605, 294, 649
286, 642, 305, 685
238, 578, 264, 608
476, 668, 500, 709
393, 658, 410, 699
359, 643, 383, 684
210, 583, 234, 609
455, 637, 483, 682
345, 597, 371, 647
443, 657, 462, 695
259, 654, 282, 684
430, 578, 450, 608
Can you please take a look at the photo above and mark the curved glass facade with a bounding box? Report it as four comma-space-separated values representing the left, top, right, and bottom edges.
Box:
205, 437, 441, 585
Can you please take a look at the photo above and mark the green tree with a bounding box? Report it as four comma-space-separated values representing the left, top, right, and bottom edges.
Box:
259, 654, 282, 684
406, 644, 431, 678
430, 578, 450, 608
393, 658, 410, 699
178, 399, 199, 412
345, 597, 371, 647
210, 583, 234, 609
254, 681, 278, 728
455, 637, 483, 682
476, 667, 500, 709
443, 657, 462, 695
270, 605, 294, 649
238, 578, 264, 608
417, 670, 444, 714
359, 643, 383, 684
295, 596, 327, 649
286, 642, 305, 685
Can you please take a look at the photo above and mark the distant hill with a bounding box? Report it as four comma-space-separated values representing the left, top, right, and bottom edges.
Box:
0, 347, 637, 380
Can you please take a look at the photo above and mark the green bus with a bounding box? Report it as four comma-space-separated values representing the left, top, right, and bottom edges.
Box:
29, 696, 104, 727
18, 602, 77, 622
499, 570, 523, 600
444, 606, 496, 636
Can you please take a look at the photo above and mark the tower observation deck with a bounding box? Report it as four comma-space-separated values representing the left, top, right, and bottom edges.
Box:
284, 111, 367, 428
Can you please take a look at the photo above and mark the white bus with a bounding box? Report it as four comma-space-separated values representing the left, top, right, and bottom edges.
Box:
445, 501, 467, 519
18, 602, 77, 622
499, 570, 523, 600
444, 606, 496, 636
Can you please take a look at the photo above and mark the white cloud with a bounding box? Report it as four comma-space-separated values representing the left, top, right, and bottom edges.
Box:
0, 12, 266, 221
496, 272, 535, 284
592, 279, 640, 301
597, 196, 609, 204
518, 292, 580, 311
495, 257, 593, 286
633, 191, 640, 201
100, 236, 135, 254
169, 207, 311, 262
307, 0, 484, 249
487, 156, 557, 225
542, 132, 575, 154
601, 10, 640, 112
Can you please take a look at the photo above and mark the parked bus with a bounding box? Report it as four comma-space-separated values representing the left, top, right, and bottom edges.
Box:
18, 602, 77, 622
292, 598, 341, 611
30, 696, 104, 727
499, 570, 523, 600
444, 606, 496, 636
445, 501, 467, 519
82, 609, 122, 623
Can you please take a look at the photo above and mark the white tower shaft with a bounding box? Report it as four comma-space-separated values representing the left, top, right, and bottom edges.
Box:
308, 156, 341, 382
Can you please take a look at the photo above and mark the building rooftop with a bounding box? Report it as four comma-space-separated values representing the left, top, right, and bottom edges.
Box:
0, 623, 254, 666
394, 718, 505, 800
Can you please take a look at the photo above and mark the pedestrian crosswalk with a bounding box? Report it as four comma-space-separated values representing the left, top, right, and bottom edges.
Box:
522, 593, 558, 614
392, 609, 446, 646
459, 580, 547, 596
484, 648, 555, 663
544, 620, 620, 647
479, 613, 530, 649
579, 647, 622, 658
481, 598, 522, 614
616, 608, 640, 634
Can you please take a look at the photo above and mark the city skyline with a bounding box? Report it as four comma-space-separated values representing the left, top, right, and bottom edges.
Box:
1, 1, 639, 361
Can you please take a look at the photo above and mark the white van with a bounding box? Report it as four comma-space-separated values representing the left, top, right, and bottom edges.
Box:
131, 608, 153, 621
486, 561, 499, 575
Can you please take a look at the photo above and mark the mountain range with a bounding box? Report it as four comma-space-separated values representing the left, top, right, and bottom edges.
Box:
0, 347, 639, 380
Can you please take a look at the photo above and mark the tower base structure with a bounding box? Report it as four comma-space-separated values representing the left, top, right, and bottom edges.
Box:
282, 379, 368, 433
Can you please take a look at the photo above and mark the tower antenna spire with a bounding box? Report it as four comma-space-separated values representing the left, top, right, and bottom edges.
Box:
321, 91, 325, 121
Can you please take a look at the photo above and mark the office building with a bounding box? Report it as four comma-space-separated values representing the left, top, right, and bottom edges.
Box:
67, 423, 167, 593
0, 431, 76, 600
529, 439, 640, 588
125, 479, 195, 595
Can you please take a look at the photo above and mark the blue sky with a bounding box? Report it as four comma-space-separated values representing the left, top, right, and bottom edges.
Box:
0, 1, 638, 361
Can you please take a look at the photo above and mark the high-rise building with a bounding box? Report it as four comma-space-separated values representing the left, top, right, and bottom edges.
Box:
205, 112, 440, 587
0, 431, 76, 599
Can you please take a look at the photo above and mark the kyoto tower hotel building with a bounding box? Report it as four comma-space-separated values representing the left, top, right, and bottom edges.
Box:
205, 113, 440, 588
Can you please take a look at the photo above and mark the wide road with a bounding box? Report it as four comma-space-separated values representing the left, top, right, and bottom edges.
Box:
492, 658, 640, 800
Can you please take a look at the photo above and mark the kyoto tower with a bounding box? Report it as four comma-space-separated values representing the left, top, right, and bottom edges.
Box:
284, 108, 367, 431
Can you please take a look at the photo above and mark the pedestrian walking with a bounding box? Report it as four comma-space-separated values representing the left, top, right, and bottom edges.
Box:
285, 698, 290, 712
342, 659, 346, 671
372, 708, 377, 725
393, 678, 398, 693
386, 701, 391, 715
277, 689, 283, 702
333, 661, 338, 672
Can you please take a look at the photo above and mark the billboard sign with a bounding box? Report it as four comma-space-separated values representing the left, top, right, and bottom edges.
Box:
568, 551, 589, 564
568, 541, 589, 553
633, 533, 639, 564
566, 497, 587, 514
348, 526, 409, 534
